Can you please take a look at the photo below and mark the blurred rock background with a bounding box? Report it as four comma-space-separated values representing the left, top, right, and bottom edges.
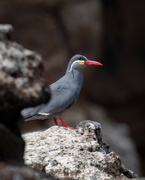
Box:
0, 0, 145, 177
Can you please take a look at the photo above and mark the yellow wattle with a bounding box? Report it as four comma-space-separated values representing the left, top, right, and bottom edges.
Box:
78, 61, 84, 65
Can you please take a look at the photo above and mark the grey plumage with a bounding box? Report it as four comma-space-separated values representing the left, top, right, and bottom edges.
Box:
21, 54, 102, 128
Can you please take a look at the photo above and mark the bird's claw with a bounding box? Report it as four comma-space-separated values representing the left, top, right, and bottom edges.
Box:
63, 125, 75, 129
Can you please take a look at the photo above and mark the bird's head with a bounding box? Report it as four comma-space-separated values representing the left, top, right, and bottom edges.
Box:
66, 54, 103, 72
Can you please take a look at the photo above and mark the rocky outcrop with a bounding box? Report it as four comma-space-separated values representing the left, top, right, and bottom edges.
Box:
87, 104, 141, 174
0, 24, 50, 111
0, 24, 50, 164
23, 121, 137, 180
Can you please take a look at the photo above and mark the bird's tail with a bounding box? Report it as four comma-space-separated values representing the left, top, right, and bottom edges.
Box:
21, 104, 49, 121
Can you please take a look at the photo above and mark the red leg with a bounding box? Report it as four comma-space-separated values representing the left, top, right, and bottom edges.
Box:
59, 116, 74, 129
53, 117, 58, 125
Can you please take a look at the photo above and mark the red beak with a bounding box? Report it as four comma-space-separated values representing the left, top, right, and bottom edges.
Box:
85, 60, 103, 66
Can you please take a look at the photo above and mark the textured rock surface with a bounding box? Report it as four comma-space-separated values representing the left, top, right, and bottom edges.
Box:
23, 121, 137, 180
0, 24, 50, 164
0, 25, 50, 110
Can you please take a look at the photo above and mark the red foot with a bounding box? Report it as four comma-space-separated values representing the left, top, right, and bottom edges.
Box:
53, 116, 74, 129
62, 125, 75, 129
59, 116, 74, 129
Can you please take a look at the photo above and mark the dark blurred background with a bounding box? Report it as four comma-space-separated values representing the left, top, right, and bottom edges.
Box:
0, 0, 145, 177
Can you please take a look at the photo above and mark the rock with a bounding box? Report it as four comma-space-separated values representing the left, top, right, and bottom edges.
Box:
41, 103, 140, 175
0, 124, 24, 164
0, 24, 13, 40
75, 120, 110, 154
0, 25, 50, 110
0, 24, 50, 165
87, 104, 141, 174
23, 121, 137, 180
0, 166, 61, 180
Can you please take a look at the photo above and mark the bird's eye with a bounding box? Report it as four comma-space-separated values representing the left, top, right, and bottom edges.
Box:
79, 57, 83, 60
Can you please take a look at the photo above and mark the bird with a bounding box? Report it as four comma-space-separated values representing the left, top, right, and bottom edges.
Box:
21, 54, 103, 129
